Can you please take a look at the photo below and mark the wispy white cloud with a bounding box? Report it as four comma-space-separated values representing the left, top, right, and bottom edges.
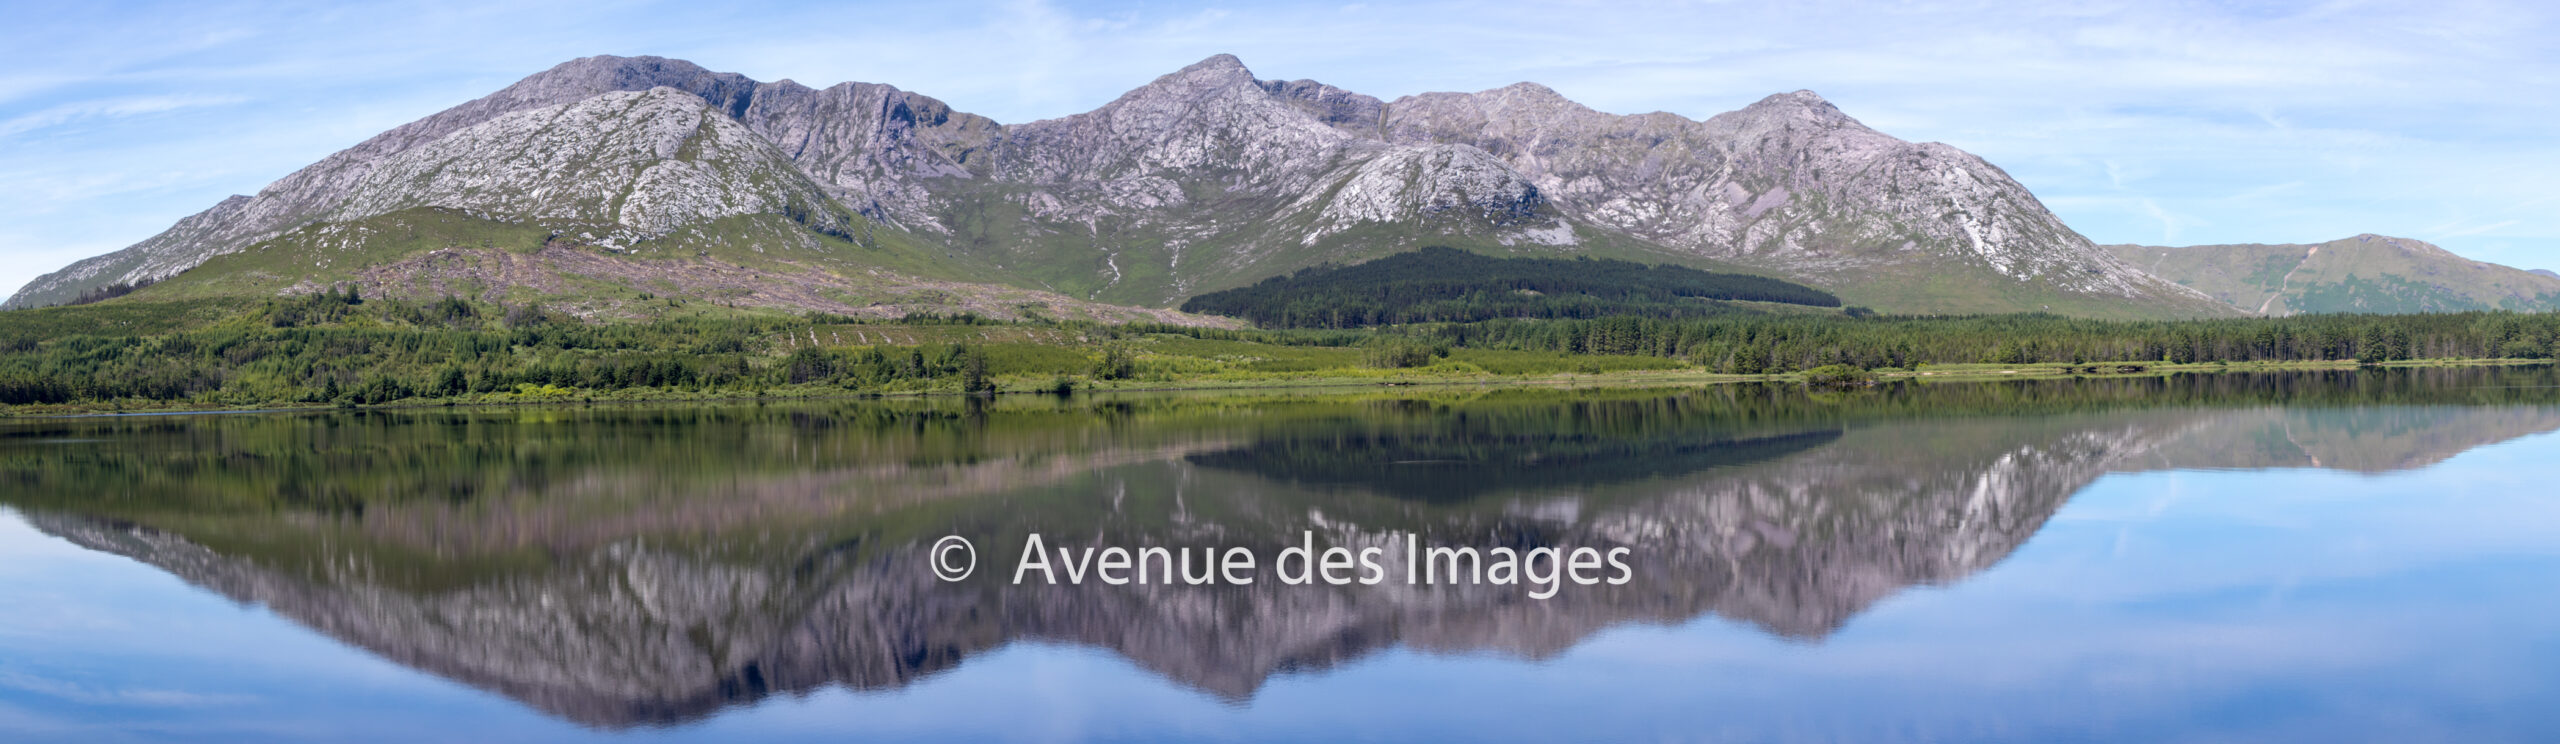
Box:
0, 94, 245, 138
0, 671, 258, 707
2431, 219, 2523, 239
2141, 198, 2199, 243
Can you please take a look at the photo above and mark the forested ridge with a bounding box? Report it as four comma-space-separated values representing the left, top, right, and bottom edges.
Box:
1178, 247, 1843, 327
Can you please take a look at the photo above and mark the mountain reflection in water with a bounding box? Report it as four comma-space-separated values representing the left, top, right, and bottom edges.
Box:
5, 366, 2559, 728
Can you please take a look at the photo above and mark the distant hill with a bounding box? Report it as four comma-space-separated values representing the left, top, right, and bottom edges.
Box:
2107, 234, 2560, 316
1178, 247, 1841, 328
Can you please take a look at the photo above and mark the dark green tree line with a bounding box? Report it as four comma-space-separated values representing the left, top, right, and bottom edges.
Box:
1179, 246, 1841, 327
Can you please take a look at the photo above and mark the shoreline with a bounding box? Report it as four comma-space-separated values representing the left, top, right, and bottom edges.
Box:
9, 357, 2547, 419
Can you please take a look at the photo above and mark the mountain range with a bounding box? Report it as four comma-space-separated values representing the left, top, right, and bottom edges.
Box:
5, 54, 2544, 320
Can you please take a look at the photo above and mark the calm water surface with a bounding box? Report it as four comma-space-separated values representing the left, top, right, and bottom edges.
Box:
4, 368, 2559, 742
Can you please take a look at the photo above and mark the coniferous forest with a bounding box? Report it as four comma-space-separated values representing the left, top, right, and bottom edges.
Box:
1178, 247, 1844, 327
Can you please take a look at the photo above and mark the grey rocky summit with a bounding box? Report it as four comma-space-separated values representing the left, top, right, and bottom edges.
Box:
1361, 84, 2216, 312
10, 53, 2230, 317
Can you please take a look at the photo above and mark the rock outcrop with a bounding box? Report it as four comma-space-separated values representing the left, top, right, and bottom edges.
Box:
330, 88, 856, 244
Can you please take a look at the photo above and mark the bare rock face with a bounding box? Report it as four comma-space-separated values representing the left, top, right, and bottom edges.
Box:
995, 55, 1349, 187
1258, 77, 1388, 138
1297, 144, 1550, 239
6, 56, 770, 309
1368, 85, 2225, 314
9, 54, 2227, 316
921, 54, 1576, 304
730, 77, 1001, 227
332, 88, 854, 242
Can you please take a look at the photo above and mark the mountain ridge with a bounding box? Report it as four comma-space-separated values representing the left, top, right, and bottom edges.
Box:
3, 53, 2321, 320
2107, 233, 2560, 316
5, 56, 782, 310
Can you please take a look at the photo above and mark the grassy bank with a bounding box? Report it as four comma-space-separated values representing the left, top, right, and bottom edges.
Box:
5, 294, 2557, 416
8, 350, 2544, 418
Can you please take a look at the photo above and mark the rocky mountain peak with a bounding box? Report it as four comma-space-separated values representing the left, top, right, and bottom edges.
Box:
331, 86, 853, 239
1777, 89, 1831, 105
496, 55, 760, 118
1716, 89, 1863, 135
1184, 52, 1251, 74
1143, 53, 1263, 95
989, 54, 1351, 189
1440, 82, 1604, 131
0, 54, 796, 310
1031, 53, 1300, 136
1483, 81, 1575, 107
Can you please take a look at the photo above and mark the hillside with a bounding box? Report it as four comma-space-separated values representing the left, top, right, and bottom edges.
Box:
131, 208, 1216, 325
67, 86, 1218, 325
8, 54, 2254, 320
2108, 234, 2560, 316
1179, 246, 1841, 328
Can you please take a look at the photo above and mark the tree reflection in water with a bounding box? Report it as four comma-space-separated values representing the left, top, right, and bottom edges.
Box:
7, 365, 2558, 727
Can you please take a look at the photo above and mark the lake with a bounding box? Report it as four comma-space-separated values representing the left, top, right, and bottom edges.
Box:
4, 367, 2559, 742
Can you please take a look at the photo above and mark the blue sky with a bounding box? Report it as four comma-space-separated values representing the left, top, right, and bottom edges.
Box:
4, 0, 2556, 298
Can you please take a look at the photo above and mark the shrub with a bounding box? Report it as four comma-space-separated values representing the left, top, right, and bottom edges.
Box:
1363, 338, 1447, 369
1804, 363, 1872, 387
1091, 345, 1137, 380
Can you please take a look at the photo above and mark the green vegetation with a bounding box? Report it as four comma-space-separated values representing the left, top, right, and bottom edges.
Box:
64, 278, 157, 306
1803, 364, 1872, 387
6, 289, 2560, 414
104, 207, 1202, 326
1179, 246, 1840, 327
2111, 238, 2560, 316
1372, 311, 2560, 372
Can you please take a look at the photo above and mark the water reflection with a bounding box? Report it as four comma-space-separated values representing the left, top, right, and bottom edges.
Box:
4, 366, 2559, 728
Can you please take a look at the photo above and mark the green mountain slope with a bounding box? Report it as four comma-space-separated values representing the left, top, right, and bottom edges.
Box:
126, 208, 1216, 324
2108, 234, 2560, 316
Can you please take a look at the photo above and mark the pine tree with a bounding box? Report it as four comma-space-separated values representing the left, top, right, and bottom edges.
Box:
960, 346, 992, 395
